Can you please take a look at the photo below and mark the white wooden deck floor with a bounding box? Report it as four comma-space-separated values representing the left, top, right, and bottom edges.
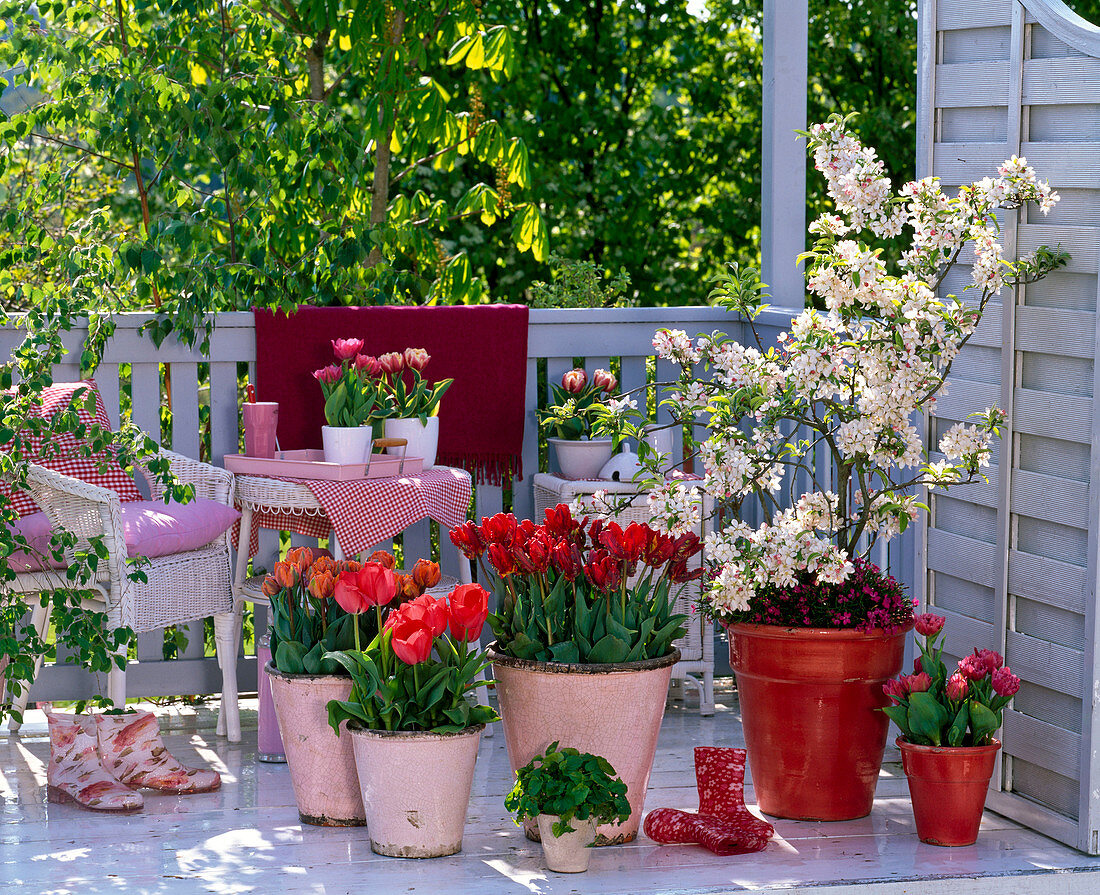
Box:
3, 682, 1100, 895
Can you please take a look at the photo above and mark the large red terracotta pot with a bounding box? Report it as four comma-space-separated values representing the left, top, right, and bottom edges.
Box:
898, 737, 1000, 846
726, 622, 910, 821
489, 645, 679, 845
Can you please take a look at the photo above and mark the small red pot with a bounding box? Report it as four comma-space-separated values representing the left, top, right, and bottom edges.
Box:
897, 737, 1000, 846
727, 622, 910, 821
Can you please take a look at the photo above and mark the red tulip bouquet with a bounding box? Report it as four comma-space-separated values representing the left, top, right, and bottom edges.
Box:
883, 613, 1021, 747
450, 504, 703, 664
539, 367, 619, 440
377, 348, 453, 423
325, 570, 499, 733
313, 337, 396, 430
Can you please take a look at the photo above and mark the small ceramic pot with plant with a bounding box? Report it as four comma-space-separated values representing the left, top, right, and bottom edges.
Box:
313, 338, 396, 464
325, 576, 498, 858
883, 613, 1021, 846
505, 742, 631, 873
540, 367, 619, 479
379, 348, 454, 469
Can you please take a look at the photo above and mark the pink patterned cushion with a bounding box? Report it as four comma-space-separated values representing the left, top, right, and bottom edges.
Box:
7, 499, 241, 572
1, 381, 145, 517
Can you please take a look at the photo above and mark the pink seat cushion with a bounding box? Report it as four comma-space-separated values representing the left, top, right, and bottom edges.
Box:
1, 381, 145, 517
7, 499, 241, 572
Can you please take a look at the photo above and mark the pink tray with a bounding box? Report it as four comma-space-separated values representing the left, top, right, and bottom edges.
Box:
224, 450, 423, 480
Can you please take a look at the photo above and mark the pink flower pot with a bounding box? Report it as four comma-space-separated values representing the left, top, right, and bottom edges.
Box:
898, 737, 1001, 846
489, 646, 679, 845
349, 724, 484, 858
266, 665, 365, 826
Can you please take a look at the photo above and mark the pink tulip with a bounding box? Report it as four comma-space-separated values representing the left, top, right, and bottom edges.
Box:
312, 364, 341, 384
404, 348, 430, 372
882, 678, 905, 701
332, 338, 364, 361
945, 672, 969, 701
562, 368, 587, 393
903, 672, 932, 694
975, 648, 1003, 674
379, 352, 405, 374
355, 354, 382, 376
593, 368, 617, 393
957, 653, 989, 681
992, 666, 1021, 697
913, 612, 945, 637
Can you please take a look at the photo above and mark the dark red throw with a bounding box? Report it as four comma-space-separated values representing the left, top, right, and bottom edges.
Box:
253, 305, 529, 484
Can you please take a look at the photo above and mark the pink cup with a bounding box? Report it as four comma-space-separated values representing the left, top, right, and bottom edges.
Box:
243, 402, 279, 459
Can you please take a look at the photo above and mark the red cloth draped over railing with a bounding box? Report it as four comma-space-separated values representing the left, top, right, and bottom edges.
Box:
253, 305, 529, 484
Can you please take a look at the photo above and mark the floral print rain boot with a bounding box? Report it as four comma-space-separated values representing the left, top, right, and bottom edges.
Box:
693, 746, 774, 850
44, 705, 143, 812
95, 709, 222, 794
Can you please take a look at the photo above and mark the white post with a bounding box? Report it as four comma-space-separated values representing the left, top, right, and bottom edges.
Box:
761, 0, 808, 309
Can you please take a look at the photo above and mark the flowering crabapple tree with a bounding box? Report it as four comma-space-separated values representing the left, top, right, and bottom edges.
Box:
599, 115, 1067, 625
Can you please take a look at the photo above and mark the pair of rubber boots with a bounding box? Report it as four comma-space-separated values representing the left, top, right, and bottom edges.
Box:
44, 704, 221, 811
643, 746, 774, 855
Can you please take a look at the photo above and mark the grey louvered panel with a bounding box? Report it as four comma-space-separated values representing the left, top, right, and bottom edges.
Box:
1029, 189, 1100, 228
929, 466, 998, 509
1009, 548, 1088, 615
941, 25, 1012, 63
927, 528, 1000, 588
933, 379, 1000, 422
936, 61, 1012, 107
938, 0, 1013, 30
1029, 103, 1100, 141
1017, 224, 1100, 274
1005, 629, 1085, 696
1003, 710, 1081, 781
936, 606, 995, 652
1019, 352, 1094, 398
1011, 467, 1090, 528
931, 143, 1008, 186
1031, 22, 1091, 58
1013, 387, 1093, 442
1023, 57, 1100, 104
1016, 306, 1096, 357
1014, 681, 1083, 734
1010, 758, 1081, 820
966, 305, 1003, 349
932, 572, 997, 621
1023, 144, 1100, 190
1016, 595, 1087, 651
1017, 431, 1092, 479
1023, 270, 1098, 312
934, 494, 998, 542
941, 106, 1009, 142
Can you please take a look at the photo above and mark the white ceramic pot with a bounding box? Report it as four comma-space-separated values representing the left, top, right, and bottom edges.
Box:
537, 814, 597, 873
548, 437, 614, 480
349, 724, 483, 857
384, 416, 440, 469
321, 425, 374, 466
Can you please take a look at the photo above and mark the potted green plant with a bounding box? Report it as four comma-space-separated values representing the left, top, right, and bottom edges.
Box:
264, 547, 377, 826
540, 367, 619, 479
884, 613, 1020, 846
505, 742, 631, 873
602, 115, 1065, 822
379, 348, 453, 469
450, 504, 702, 844
313, 338, 396, 464
325, 578, 498, 858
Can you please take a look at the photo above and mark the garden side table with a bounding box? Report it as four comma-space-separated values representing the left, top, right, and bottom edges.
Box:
533, 472, 715, 715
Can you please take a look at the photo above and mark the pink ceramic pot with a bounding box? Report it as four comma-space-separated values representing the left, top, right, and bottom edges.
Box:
349, 724, 484, 858
489, 645, 679, 845
266, 664, 365, 826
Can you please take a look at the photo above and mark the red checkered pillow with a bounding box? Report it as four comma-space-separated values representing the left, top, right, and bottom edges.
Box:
1, 381, 145, 517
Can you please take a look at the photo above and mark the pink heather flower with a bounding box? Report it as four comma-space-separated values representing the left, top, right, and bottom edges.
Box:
991, 666, 1021, 697
914, 613, 945, 637
593, 368, 617, 393
975, 648, 1003, 674
945, 672, 969, 701
562, 368, 587, 393
957, 653, 989, 681
331, 338, 364, 361
355, 354, 382, 376
379, 352, 405, 374
883, 678, 905, 701
312, 364, 341, 384
404, 347, 430, 372
904, 672, 932, 694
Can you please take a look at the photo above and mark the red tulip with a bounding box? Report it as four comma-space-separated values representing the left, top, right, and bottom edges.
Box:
389, 614, 434, 665
449, 521, 486, 560
481, 512, 519, 546
561, 368, 587, 393
379, 351, 405, 374
550, 539, 584, 581
593, 368, 617, 393
487, 542, 518, 576
584, 550, 621, 593
405, 594, 449, 638
945, 672, 969, 701
334, 562, 397, 614
331, 338, 364, 361
543, 503, 584, 540
670, 531, 703, 563
641, 528, 674, 567
312, 364, 341, 384
448, 583, 490, 642
670, 559, 704, 584
913, 613, 945, 637
404, 348, 430, 372
600, 521, 647, 566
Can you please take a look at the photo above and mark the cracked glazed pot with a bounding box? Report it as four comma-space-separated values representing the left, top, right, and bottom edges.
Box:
266, 664, 365, 826
489, 645, 679, 845
726, 623, 909, 821
898, 737, 1000, 846
349, 724, 484, 858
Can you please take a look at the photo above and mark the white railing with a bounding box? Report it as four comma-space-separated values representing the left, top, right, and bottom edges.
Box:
3, 307, 918, 702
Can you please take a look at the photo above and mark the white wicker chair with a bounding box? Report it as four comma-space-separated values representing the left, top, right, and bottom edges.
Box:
533, 473, 715, 715
4, 450, 241, 741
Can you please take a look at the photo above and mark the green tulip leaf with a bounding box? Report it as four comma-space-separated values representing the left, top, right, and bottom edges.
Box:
907, 691, 950, 745
969, 700, 1001, 744
275, 641, 307, 674
947, 703, 970, 746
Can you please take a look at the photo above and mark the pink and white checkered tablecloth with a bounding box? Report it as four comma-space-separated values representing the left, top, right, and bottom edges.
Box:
244, 466, 472, 558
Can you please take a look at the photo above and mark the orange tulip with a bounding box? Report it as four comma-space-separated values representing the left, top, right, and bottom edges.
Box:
286, 546, 314, 571
369, 550, 397, 570
261, 576, 281, 598
411, 559, 441, 590
308, 570, 335, 601
310, 556, 339, 578
273, 561, 299, 590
